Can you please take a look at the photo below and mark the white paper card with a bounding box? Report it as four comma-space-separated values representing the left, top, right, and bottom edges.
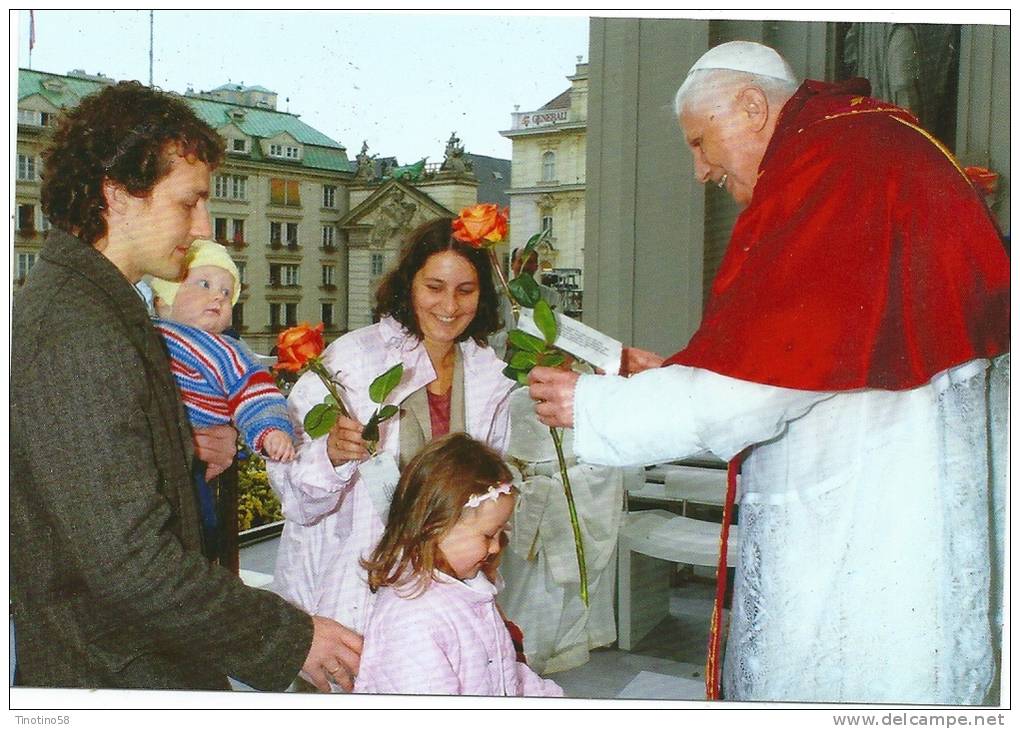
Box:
358, 451, 401, 516
517, 308, 623, 375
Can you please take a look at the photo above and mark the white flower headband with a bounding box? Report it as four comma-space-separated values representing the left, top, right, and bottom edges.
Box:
464, 482, 513, 509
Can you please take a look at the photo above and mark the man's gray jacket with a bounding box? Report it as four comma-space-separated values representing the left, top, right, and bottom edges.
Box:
10, 231, 313, 690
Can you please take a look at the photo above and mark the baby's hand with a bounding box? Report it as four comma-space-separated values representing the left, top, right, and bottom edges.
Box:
263, 430, 296, 462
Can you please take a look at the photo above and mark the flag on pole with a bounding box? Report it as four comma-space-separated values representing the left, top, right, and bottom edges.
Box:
29, 10, 35, 51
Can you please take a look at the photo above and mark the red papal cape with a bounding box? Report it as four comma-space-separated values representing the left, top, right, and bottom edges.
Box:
665, 79, 1010, 391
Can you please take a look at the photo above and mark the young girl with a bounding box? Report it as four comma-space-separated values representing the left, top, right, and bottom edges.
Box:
353, 433, 563, 697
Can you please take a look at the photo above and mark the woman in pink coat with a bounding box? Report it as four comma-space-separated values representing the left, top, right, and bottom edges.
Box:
267, 218, 514, 636
355, 434, 563, 697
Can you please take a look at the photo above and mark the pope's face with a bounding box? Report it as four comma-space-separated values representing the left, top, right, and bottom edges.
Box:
680, 91, 762, 207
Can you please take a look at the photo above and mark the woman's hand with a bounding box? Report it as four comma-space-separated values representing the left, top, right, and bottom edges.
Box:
325, 415, 370, 467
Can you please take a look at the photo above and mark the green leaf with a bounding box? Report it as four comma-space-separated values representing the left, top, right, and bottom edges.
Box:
508, 329, 545, 353
509, 350, 538, 370
516, 369, 530, 386
502, 364, 520, 382
369, 363, 404, 404
376, 404, 399, 423
524, 231, 547, 253
304, 403, 338, 439
534, 299, 558, 345
323, 393, 338, 408
508, 274, 541, 308
538, 351, 565, 368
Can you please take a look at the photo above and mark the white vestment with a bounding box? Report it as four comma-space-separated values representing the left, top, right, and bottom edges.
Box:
499, 388, 632, 673
572, 355, 1007, 705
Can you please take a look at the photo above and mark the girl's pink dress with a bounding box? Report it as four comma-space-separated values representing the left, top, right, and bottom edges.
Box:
354, 572, 564, 697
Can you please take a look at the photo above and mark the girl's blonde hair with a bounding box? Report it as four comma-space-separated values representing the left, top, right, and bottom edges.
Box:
363, 432, 514, 596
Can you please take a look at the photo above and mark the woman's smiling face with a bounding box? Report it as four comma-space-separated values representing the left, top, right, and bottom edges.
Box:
410, 250, 480, 347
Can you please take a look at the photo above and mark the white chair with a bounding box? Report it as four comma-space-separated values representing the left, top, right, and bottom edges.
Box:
616, 508, 740, 650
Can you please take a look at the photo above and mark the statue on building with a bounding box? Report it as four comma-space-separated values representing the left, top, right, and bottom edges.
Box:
370, 189, 418, 247
355, 140, 376, 180
844, 23, 959, 145
440, 131, 473, 175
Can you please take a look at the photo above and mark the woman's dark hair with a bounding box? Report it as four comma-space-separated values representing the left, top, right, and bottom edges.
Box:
40, 80, 225, 246
362, 433, 514, 596
373, 217, 503, 346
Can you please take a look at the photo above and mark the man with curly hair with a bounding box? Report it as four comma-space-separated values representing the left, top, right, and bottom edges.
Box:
11, 81, 361, 691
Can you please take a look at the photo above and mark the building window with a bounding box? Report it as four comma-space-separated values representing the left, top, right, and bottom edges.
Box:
17, 204, 35, 233
235, 261, 246, 286
269, 143, 301, 160
269, 263, 299, 286
17, 155, 36, 181
18, 109, 37, 125
286, 223, 299, 246
270, 222, 282, 245
270, 178, 301, 206
322, 185, 337, 208
541, 151, 556, 182
232, 302, 244, 329
370, 253, 384, 277
16, 252, 36, 280
214, 217, 228, 242
541, 215, 553, 237
231, 218, 245, 244
231, 138, 248, 153
270, 302, 281, 327
39, 214, 51, 233
322, 265, 335, 286
321, 303, 334, 328
285, 302, 298, 326
321, 225, 336, 249
214, 174, 247, 200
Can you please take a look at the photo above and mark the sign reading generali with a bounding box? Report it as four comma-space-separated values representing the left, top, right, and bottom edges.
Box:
513, 109, 569, 130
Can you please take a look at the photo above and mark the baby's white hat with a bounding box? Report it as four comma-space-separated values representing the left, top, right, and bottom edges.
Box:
149, 239, 241, 306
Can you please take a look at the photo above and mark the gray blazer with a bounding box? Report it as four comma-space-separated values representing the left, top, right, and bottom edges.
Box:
10, 231, 312, 690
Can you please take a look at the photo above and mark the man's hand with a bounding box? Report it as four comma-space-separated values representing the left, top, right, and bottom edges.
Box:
193, 424, 238, 479
300, 616, 363, 692
528, 366, 581, 429
326, 415, 370, 467
621, 346, 664, 376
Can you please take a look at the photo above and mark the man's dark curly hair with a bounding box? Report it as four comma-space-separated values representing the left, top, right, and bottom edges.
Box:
374, 217, 503, 346
40, 80, 225, 246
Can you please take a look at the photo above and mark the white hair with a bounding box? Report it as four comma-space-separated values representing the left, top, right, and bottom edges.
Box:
673, 68, 799, 118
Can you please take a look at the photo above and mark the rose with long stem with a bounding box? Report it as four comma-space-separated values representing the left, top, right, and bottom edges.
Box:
452, 205, 589, 606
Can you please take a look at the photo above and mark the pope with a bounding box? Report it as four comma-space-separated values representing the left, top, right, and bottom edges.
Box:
529, 41, 1009, 705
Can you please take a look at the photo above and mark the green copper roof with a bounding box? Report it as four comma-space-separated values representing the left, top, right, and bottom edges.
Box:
18, 68, 351, 173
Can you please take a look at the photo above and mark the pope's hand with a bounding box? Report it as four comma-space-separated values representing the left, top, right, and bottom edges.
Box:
326, 415, 370, 467
621, 346, 664, 376
528, 366, 580, 429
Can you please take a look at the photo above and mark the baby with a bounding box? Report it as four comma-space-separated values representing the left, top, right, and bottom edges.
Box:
150, 239, 295, 462
150, 240, 296, 552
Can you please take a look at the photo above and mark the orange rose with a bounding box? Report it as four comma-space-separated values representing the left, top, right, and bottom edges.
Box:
965, 165, 998, 197
274, 322, 325, 372
451, 204, 509, 248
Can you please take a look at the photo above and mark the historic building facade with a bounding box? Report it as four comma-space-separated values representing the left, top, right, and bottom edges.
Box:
15, 70, 354, 354
500, 59, 588, 316
15, 70, 510, 353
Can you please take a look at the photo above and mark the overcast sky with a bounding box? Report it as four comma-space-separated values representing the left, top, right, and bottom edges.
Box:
13, 10, 1006, 166
15, 10, 591, 163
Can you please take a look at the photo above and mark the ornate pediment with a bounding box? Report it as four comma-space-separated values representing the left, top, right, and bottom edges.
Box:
338, 179, 454, 249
